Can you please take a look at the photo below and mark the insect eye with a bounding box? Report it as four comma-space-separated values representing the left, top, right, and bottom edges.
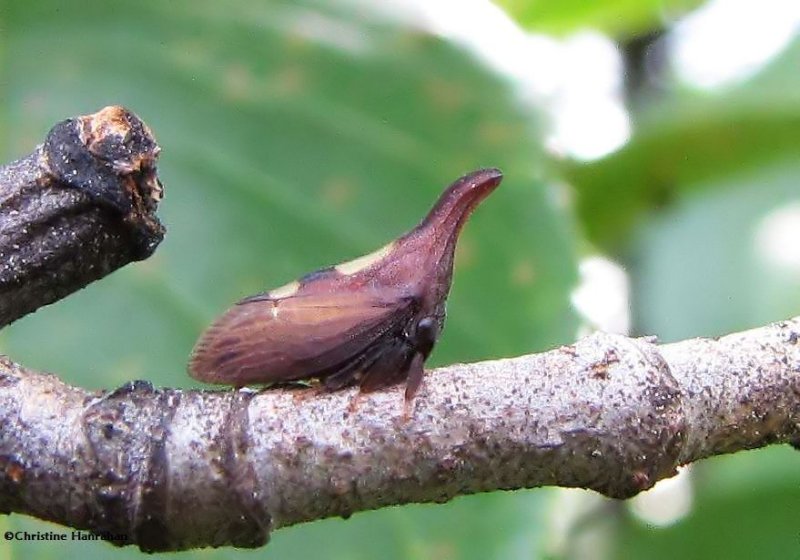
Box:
416, 317, 438, 340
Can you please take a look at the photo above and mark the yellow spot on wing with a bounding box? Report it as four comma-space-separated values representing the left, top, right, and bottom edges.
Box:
269, 280, 300, 299
334, 242, 395, 275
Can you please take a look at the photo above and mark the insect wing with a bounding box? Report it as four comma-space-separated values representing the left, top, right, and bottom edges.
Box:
188, 289, 415, 385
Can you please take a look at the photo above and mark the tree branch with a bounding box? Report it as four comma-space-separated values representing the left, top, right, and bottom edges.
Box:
1, 319, 799, 551
0, 106, 164, 326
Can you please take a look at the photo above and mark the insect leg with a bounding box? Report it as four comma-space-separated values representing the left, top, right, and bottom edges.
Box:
403, 351, 425, 402
357, 338, 415, 393
322, 355, 374, 391
402, 316, 439, 405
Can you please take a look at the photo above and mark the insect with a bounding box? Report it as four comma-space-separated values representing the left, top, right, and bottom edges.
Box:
188, 168, 503, 402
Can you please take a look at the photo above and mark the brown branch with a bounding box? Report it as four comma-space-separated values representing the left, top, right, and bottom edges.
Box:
0, 106, 164, 326
1, 319, 799, 551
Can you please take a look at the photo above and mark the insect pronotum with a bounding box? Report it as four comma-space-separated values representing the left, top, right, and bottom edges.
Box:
188, 168, 503, 402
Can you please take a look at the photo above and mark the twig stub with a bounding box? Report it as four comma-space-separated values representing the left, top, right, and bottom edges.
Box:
42, 106, 164, 258
0, 106, 165, 326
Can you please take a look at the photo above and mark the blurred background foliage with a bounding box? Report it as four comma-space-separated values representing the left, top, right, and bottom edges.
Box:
1, 0, 799, 559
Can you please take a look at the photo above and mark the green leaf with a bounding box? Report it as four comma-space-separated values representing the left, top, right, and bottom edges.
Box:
0, 0, 579, 557
566, 37, 800, 251
634, 159, 800, 342
493, 0, 701, 37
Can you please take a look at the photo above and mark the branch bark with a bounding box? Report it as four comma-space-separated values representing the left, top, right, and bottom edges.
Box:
0, 105, 164, 326
0, 319, 799, 551
1, 109, 799, 553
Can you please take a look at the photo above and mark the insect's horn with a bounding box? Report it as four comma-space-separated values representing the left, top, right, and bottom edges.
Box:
415, 168, 503, 240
